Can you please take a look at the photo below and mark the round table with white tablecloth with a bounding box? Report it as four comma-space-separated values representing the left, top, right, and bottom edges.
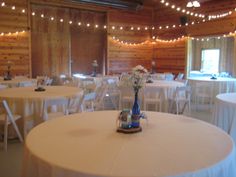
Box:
212, 93, 236, 143
188, 77, 236, 103
0, 78, 37, 87
0, 86, 83, 136
22, 111, 236, 177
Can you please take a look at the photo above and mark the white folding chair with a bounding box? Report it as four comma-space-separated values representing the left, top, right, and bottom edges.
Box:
80, 92, 96, 112
175, 73, 184, 81
194, 82, 213, 110
169, 86, 192, 115
0, 100, 23, 151
103, 78, 120, 110
165, 73, 175, 81
119, 85, 134, 110
143, 86, 163, 112
93, 84, 109, 110
42, 98, 69, 121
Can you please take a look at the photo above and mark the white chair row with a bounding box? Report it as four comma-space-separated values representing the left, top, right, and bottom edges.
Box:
119, 85, 192, 115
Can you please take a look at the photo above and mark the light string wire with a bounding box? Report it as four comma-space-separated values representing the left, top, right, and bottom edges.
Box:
159, 0, 235, 20
111, 30, 236, 45
1, 1, 236, 34
1, 1, 236, 43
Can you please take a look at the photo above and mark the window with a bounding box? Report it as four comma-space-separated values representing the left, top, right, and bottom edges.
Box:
201, 49, 220, 74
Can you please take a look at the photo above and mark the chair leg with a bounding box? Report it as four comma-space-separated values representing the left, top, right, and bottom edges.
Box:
188, 101, 191, 115
176, 101, 179, 115
4, 122, 8, 151
12, 121, 23, 143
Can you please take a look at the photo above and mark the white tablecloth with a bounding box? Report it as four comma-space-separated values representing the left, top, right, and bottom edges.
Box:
212, 93, 236, 143
22, 111, 236, 177
145, 80, 184, 111
188, 77, 236, 103
146, 80, 184, 99
0, 86, 83, 135
0, 78, 37, 87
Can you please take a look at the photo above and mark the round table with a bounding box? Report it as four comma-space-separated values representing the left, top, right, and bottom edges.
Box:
0, 86, 83, 136
0, 78, 37, 88
22, 111, 236, 177
188, 77, 236, 103
212, 93, 236, 143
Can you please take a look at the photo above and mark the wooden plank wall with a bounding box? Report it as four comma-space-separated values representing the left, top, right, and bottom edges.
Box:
31, 4, 106, 77
153, 40, 187, 76
31, 5, 71, 77
0, 0, 30, 77
107, 8, 153, 74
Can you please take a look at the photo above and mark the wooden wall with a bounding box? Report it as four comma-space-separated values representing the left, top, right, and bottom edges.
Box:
107, 8, 153, 74
31, 4, 106, 77
0, 0, 30, 77
153, 40, 187, 75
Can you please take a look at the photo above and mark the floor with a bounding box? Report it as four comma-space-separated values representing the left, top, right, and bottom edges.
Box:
0, 103, 213, 177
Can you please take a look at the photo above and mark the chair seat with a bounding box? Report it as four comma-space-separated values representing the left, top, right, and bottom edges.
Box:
0, 114, 21, 124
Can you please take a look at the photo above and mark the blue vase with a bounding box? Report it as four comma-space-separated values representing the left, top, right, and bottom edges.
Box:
132, 90, 140, 128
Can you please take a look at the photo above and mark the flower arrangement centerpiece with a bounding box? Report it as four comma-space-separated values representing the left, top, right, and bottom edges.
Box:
92, 60, 98, 77
117, 65, 147, 133
130, 65, 147, 128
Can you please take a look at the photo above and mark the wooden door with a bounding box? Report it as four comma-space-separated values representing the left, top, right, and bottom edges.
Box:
70, 10, 106, 75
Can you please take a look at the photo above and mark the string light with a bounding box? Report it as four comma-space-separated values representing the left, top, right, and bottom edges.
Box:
159, 0, 235, 20
111, 36, 149, 46
112, 30, 236, 45
155, 35, 186, 43
27, 8, 235, 33
0, 2, 28, 14
0, 30, 27, 37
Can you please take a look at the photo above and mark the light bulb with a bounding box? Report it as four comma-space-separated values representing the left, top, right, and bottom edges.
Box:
193, 1, 200, 7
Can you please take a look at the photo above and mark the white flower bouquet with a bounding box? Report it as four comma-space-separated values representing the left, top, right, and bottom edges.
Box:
130, 65, 148, 92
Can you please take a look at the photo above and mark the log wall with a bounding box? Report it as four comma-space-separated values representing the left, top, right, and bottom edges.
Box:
107, 8, 153, 74
0, 0, 30, 77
